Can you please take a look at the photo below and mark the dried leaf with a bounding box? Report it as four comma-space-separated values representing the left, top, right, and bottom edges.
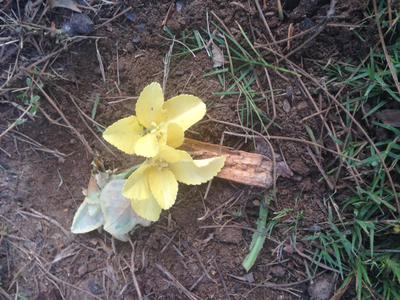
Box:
211, 43, 224, 68
376, 109, 400, 127
100, 179, 150, 241
48, 0, 82, 13
71, 194, 104, 234
52, 244, 79, 264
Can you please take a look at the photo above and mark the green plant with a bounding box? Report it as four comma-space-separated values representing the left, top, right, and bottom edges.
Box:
306, 5, 400, 298
164, 23, 294, 132
15, 77, 41, 125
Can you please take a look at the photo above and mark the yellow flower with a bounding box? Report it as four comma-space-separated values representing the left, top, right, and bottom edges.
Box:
123, 145, 225, 221
103, 82, 206, 157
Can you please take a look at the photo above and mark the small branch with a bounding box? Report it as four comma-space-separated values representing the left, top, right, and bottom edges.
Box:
182, 138, 292, 188
156, 264, 200, 300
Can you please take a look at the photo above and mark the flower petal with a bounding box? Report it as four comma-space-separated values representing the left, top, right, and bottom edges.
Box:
135, 82, 165, 128
167, 123, 184, 148
123, 164, 151, 200
163, 95, 206, 130
131, 196, 162, 222
103, 116, 143, 154
135, 133, 159, 157
170, 156, 226, 185
158, 145, 192, 163
148, 168, 178, 209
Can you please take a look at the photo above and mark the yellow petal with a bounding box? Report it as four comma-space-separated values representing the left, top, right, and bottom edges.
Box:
103, 116, 143, 154
148, 168, 178, 209
131, 196, 162, 222
123, 164, 151, 200
135, 133, 159, 157
167, 123, 184, 148
158, 145, 192, 163
163, 95, 206, 130
170, 156, 226, 185
135, 82, 165, 128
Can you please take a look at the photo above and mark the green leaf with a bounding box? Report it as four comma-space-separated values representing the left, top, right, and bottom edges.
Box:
242, 202, 268, 272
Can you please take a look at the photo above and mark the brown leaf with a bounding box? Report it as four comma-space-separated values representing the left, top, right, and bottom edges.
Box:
211, 43, 224, 68
376, 109, 400, 127
48, 0, 81, 12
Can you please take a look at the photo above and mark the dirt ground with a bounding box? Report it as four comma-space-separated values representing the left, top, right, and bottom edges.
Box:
1, 0, 370, 299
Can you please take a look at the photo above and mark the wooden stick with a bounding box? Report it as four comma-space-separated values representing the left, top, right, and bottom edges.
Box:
181, 138, 293, 188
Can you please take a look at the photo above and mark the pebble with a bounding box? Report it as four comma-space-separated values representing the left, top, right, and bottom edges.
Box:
283, 99, 291, 113
87, 279, 103, 295
308, 274, 335, 300
215, 227, 242, 244
299, 18, 315, 31
270, 265, 286, 278
62, 13, 94, 36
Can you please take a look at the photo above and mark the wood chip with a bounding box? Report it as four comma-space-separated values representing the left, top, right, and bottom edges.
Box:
182, 138, 293, 188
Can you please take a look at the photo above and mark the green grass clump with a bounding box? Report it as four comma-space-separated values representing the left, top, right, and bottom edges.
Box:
164, 23, 295, 132
308, 7, 400, 298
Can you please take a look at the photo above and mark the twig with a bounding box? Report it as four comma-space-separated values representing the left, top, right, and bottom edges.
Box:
204, 118, 360, 161
0, 126, 67, 159
95, 39, 106, 82
66, 93, 116, 157
214, 261, 230, 300
0, 286, 11, 300
278, 0, 337, 62
263, 67, 276, 130
128, 239, 143, 300
163, 39, 175, 94
306, 147, 335, 190
95, 7, 132, 29
18, 209, 70, 237
161, 1, 175, 27
254, 0, 277, 44
257, 44, 400, 212
191, 247, 217, 284
32, 78, 94, 155
160, 232, 178, 254
0, 104, 32, 140
156, 264, 201, 300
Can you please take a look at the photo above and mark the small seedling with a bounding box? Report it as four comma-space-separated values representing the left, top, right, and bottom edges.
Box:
15, 77, 41, 125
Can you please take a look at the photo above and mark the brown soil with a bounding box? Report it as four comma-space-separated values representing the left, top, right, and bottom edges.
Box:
1, 0, 370, 299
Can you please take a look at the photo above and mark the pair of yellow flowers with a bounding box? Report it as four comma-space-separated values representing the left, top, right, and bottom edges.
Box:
103, 83, 225, 221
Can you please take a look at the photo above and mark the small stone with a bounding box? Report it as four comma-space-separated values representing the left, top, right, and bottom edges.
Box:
302, 177, 313, 191
282, 99, 291, 113
78, 264, 87, 276
125, 12, 137, 22
176, 0, 184, 13
296, 101, 309, 110
63, 13, 94, 36
308, 274, 335, 300
299, 18, 315, 31
215, 227, 242, 244
87, 279, 103, 295
270, 265, 286, 278
243, 272, 255, 283
307, 224, 322, 233
290, 160, 310, 176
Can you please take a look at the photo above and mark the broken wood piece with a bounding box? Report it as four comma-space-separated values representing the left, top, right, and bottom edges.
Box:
181, 138, 293, 188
